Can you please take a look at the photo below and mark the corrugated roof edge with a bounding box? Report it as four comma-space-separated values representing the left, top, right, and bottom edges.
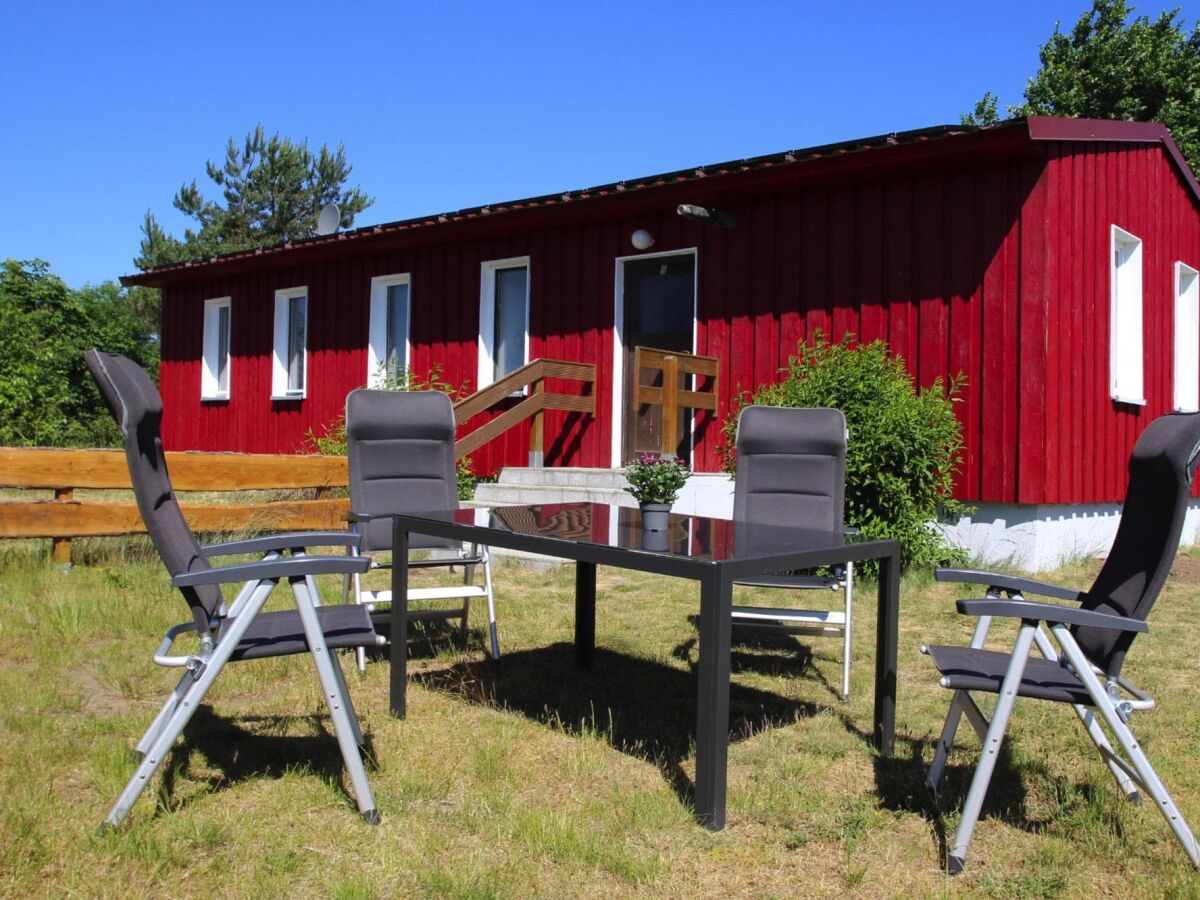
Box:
120, 117, 1197, 287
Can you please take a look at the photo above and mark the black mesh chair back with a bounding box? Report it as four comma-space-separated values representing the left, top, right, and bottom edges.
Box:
1076, 412, 1200, 677
85, 349, 219, 634
346, 389, 459, 552
733, 405, 846, 531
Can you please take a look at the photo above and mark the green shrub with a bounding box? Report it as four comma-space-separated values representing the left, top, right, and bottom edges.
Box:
718, 332, 968, 573
307, 365, 483, 501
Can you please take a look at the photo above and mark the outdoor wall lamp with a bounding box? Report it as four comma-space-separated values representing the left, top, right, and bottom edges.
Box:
630, 229, 655, 251
677, 204, 739, 229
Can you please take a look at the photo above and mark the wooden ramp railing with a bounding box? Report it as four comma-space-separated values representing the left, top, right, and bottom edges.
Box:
633, 347, 719, 456
453, 358, 595, 465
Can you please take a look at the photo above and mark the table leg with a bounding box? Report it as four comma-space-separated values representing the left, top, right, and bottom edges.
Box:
873, 549, 900, 756
575, 561, 596, 669
694, 567, 733, 830
389, 524, 410, 718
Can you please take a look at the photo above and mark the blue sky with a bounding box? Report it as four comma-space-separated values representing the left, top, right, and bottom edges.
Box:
3, 0, 1192, 288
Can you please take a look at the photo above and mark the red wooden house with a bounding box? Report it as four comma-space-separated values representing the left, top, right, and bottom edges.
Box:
123, 117, 1200, 564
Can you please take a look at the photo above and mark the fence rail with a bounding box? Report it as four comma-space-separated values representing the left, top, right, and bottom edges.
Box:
0, 357, 598, 565
0, 449, 350, 565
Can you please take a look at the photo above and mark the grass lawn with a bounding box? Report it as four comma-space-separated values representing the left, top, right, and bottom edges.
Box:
2, 540, 1199, 897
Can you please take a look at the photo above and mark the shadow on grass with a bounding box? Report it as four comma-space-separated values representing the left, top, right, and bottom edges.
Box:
413, 641, 866, 813
150, 705, 378, 816
871, 718, 1119, 869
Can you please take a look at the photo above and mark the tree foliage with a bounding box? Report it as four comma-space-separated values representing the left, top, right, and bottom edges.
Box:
0, 260, 156, 447
136, 125, 373, 269
963, 1, 1200, 171
719, 333, 968, 573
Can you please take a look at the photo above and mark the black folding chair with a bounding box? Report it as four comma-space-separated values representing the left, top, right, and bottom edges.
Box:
86, 350, 384, 828
730, 406, 855, 698
342, 388, 498, 670
924, 411, 1200, 872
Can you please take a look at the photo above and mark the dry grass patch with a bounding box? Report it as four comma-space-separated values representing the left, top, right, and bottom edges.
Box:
1, 543, 1200, 896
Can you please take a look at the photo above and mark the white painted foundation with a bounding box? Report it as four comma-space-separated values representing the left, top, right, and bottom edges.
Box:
938, 500, 1200, 572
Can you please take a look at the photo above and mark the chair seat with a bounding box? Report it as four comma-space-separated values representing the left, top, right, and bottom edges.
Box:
227, 604, 378, 662
926, 644, 1095, 705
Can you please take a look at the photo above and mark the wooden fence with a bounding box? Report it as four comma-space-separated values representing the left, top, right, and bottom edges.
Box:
0, 448, 350, 565
0, 358, 598, 565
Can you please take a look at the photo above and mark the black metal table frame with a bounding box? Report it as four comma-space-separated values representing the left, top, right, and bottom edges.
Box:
388, 506, 901, 831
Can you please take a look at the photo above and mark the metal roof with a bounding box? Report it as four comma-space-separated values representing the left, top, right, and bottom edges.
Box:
121, 118, 1198, 287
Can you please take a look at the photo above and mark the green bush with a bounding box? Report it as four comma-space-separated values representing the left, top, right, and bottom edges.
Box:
307, 365, 484, 501
719, 332, 968, 573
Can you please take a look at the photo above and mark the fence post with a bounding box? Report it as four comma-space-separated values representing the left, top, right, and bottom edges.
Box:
529, 377, 545, 467
660, 354, 680, 455
52, 487, 73, 569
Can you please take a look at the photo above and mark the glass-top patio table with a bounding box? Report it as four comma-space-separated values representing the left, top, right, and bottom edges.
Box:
387, 502, 901, 831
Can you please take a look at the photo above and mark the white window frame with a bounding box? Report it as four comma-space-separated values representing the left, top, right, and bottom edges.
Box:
367, 273, 412, 387
1175, 261, 1200, 412
1109, 225, 1145, 405
200, 296, 231, 401
272, 286, 308, 399
477, 256, 530, 389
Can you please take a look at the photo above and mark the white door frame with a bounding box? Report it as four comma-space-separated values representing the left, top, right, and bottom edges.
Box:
610, 247, 699, 468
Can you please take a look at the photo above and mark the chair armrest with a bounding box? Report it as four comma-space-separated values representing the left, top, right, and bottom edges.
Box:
348, 509, 392, 523
955, 598, 1147, 632
173, 555, 370, 588
202, 532, 360, 557
936, 568, 1083, 602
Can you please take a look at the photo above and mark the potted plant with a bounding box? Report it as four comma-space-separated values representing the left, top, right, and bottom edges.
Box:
624, 453, 690, 532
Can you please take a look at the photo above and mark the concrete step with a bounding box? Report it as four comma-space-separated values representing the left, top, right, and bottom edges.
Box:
466, 467, 735, 570
495, 466, 631, 490
472, 481, 635, 508
472, 467, 735, 518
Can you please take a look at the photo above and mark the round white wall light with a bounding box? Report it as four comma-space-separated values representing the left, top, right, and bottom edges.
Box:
631, 229, 655, 251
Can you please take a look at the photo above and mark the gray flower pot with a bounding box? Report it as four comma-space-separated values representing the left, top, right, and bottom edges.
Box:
639, 502, 671, 533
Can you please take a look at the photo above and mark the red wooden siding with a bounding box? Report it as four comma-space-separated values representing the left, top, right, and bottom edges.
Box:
1034, 142, 1200, 503
157, 132, 1200, 505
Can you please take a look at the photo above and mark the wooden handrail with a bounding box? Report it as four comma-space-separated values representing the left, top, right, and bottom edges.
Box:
453, 358, 595, 423
633, 347, 719, 456
452, 358, 596, 464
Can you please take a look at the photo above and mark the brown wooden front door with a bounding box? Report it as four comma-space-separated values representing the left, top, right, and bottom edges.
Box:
620, 253, 696, 464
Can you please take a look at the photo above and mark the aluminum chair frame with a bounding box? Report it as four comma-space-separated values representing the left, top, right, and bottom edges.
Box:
86, 350, 384, 829
924, 411, 1200, 873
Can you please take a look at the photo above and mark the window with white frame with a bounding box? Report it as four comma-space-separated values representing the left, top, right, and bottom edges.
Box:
201, 296, 231, 400
1110, 226, 1145, 405
272, 286, 308, 398
1175, 261, 1199, 412
477, 257, 530, 387
367, 274, 411, 386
